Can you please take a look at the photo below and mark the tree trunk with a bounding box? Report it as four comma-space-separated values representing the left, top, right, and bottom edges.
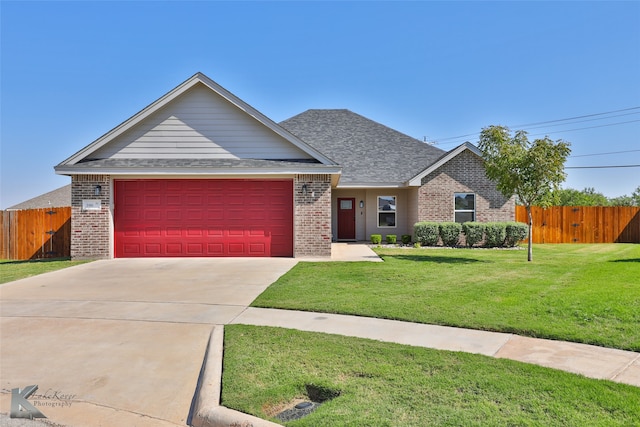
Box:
527, 205, 533, 262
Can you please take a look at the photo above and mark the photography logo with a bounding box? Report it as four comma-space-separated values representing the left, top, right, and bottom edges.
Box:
10, 385, 47, 419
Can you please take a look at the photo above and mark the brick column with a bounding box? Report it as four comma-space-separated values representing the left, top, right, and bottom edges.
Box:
294, 174, 332, 257
70, 175, 111, 259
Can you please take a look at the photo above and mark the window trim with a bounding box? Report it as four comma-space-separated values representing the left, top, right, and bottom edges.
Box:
377, 195, 397, 228
454, 192, 475, 223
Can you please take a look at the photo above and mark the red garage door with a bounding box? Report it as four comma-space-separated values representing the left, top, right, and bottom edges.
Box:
114, 179, 293, 257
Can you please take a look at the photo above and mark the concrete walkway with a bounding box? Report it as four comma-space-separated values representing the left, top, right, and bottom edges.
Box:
1, 244, 639, 427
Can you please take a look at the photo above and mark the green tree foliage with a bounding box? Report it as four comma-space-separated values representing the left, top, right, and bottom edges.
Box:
478, 125, 571, 261
550, 185, 640, 206
608, 186, 640, 206
553, 187, 609, 206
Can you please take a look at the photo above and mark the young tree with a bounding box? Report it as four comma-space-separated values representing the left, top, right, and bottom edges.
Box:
478, 125, 571, 261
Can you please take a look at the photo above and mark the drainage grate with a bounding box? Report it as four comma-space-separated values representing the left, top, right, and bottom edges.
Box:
274, 384, 341, 422
275, 401, 320, 422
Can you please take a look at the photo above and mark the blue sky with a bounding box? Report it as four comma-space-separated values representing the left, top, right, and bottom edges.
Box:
1, 1, 639, 208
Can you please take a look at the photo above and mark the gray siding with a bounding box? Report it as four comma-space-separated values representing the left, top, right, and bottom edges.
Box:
91, 83, 313, 160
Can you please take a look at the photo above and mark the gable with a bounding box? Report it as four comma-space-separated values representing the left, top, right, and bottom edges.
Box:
408, 142, 484, 186
56, 73, 338, 172
89, 83, 313, 161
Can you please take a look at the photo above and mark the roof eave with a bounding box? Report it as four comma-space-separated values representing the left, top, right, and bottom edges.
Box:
336, 182, 408, 189
54, 165, 343, 176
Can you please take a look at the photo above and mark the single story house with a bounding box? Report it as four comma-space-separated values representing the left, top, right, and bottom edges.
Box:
55, 72, 514, 259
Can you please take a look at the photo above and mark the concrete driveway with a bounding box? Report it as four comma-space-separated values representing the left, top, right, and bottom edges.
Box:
0, 258, 297, 427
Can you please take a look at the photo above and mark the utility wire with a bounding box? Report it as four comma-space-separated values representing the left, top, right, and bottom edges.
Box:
566, 165, 640, 169
431, 106, 640, 145
570, 149, 640, 158
508, 106, 640, 128
519, 111, 640, 131
526, 119, 640, 137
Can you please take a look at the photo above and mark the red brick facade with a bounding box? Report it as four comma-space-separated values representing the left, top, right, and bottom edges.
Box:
294, 174, 332, 257
71, 175, 111, 259
418, 149, 515, 223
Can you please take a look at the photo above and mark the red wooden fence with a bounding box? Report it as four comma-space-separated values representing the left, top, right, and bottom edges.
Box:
515, 206, 640, 244
0, 207, 71, 260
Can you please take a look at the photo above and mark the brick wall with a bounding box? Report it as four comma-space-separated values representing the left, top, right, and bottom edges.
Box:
418, 149, 514, 223
71, 175, 111, 259
294, 174, 332, 257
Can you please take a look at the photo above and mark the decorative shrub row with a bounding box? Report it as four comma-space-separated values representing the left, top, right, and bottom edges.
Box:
414, 221, 528, 248
370, 234, 414, 245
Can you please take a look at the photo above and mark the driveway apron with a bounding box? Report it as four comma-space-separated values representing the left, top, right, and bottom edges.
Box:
0, 258, 297, 427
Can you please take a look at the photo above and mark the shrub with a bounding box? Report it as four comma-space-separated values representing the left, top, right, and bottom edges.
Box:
401, 234, 412, 245
370, 234, 382, 244
414, 222, 439, 246
386, 234, 397, 244
439, 222, 462, 247
462, 222, 485, 247
484, 223, 506, 247
505, 222, 528, 247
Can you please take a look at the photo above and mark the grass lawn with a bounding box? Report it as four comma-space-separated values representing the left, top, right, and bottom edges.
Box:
223, 325, 640, 426
252, 244, 640, 351
0, 258, 90, 284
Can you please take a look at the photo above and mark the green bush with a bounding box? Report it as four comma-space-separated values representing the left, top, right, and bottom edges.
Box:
414, 222, 439, 246
386, 234, 397, 244
370, 234, 382, 244
462, 222, 485, 247
401, 234, 412, 245
484, 223, 506, 247
439, 222, 462, 247
505, 222, 528, 247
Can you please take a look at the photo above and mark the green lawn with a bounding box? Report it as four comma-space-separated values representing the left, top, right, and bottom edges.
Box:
0, 258, 90, 284
252, 244, 640, 351
223, 325, 640, 426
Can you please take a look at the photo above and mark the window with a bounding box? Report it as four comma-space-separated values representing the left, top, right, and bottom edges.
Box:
340, 199, 353, 210
378, 196, 396, 227
454, 193, 475, 223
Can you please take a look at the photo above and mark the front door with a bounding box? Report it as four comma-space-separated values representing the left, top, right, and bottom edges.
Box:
337, 198, 356, 240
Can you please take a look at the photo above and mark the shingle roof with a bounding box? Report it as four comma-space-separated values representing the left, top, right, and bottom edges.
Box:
7, 184, 71, 210
279, 109, 445, 185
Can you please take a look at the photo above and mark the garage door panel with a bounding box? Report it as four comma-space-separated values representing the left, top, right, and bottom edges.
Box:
166, 195, 181, 205
186, 210, 203, 221
123, 244, 141, 255
187, 243, 204, 254
144, 243, 162, 254
115, 179, 292, 257
166, 210, 181, 221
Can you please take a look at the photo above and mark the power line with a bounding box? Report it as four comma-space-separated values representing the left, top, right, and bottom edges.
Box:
519, 111, 640, 131
527, 119, 640, 137
570, 149, 640, 158
508, 106, 640, 128
566, 164, 640, 169
431, 106, 640, 146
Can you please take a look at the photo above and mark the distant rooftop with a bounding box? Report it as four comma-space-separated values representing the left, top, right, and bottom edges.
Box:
6, 184, 71, 210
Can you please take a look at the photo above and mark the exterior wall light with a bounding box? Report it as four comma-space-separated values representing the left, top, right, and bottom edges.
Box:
359, 200, 364, 208
94, 185, 102, 196
301, 184, 308, 196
